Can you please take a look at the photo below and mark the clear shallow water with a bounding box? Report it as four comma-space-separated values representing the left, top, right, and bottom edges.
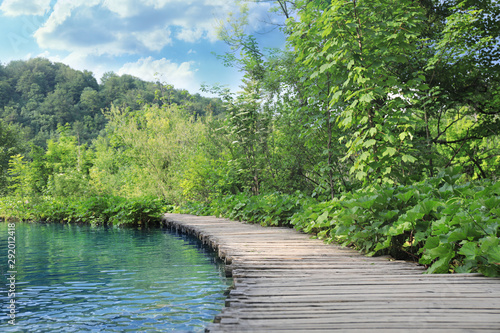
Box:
0, 222, 231, 332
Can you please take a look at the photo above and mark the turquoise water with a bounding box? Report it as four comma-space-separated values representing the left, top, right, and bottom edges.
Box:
0, 222, 231, 332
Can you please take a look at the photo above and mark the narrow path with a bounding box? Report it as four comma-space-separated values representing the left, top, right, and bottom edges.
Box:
162, 213, 500, 332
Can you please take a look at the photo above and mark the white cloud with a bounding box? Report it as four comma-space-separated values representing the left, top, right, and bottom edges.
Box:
176, 27, 206, 44
31, 0, 269, 57
34, 0, 125, 55
102, 0, 143, 18
0, 0, 51, 16
117, 57, 198, 92
132, 27, 172, 51
36, 51, 200, 91
25, 0, 281, 95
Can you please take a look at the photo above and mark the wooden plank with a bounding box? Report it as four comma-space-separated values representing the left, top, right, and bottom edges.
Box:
162, 213, 500, 332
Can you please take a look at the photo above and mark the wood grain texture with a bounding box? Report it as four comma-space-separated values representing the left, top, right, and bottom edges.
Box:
162, 213, 500, 332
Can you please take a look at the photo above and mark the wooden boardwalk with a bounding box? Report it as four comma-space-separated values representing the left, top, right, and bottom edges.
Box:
162, 213, 500, 332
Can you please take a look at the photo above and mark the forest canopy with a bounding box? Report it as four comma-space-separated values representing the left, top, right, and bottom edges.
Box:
0, 57, 223, 147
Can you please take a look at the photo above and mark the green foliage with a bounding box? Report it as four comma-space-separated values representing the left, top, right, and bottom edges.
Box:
208, 29, 276, 196
180, 191, 314, 227
7, 154, 31, 196
0, 121, 24, 193
181, 167, 499, 277
289, 0, 427, 185
180, 153, 239, 202
284, 0, 500, 189
101, 103, 207, 202
0, 58, 223, 147
292, 171, 500, 277
5, 127, 93, 198
0, 195, 172, 227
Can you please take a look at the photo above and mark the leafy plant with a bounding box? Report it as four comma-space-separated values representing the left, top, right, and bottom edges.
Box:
0, 195, 172, 227
182, 168, 499, 277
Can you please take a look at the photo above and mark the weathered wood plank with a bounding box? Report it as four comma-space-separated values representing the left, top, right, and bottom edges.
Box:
162, 213, 500, 332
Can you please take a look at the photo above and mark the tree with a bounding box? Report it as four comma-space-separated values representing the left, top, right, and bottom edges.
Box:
212, 2, 310, 196
288, 0, 425, 186
286, 0, 500, 187
0, 121, 23, 194
99, 103, 207, 201
417, 0, 500, 179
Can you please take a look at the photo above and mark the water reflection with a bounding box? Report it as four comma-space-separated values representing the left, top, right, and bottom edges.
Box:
0, 223, 230, 332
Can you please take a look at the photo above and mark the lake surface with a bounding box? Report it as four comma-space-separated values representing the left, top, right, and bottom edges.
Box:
0, 222, 231, 332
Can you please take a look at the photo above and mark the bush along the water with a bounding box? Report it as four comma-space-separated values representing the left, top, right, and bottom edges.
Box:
182, 170, 500, 277
0, 195, 173, 226
179, 191, 315, 227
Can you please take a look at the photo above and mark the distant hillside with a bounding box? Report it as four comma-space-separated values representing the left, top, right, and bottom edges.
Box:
0, 58, 223, 146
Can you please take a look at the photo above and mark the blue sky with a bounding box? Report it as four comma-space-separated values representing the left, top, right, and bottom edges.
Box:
0, 0, 286, 95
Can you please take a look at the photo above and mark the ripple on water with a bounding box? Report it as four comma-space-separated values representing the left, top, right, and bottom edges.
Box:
0, 223, 230, 332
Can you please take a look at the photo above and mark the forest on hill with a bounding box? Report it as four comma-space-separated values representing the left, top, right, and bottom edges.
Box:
0, 57, 223, 146
1, 0, 499, 277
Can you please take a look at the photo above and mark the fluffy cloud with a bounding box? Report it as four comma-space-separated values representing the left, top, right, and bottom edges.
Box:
132, 27, 173, 52
23, 0, 281, 95
0, 0, 51, 16
33, 0, 240, 56
117, 57, 198, 92
35, 0, 138, 56
32, 0, 276, 57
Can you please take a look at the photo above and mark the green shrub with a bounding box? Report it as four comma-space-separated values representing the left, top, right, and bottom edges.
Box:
182, 169, 500, 277
180, 191, 313, 227
0, 195, 173, 226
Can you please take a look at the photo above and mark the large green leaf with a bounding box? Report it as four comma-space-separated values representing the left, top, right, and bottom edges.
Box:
426, 254, 453, 274
458, 242, 478, 259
